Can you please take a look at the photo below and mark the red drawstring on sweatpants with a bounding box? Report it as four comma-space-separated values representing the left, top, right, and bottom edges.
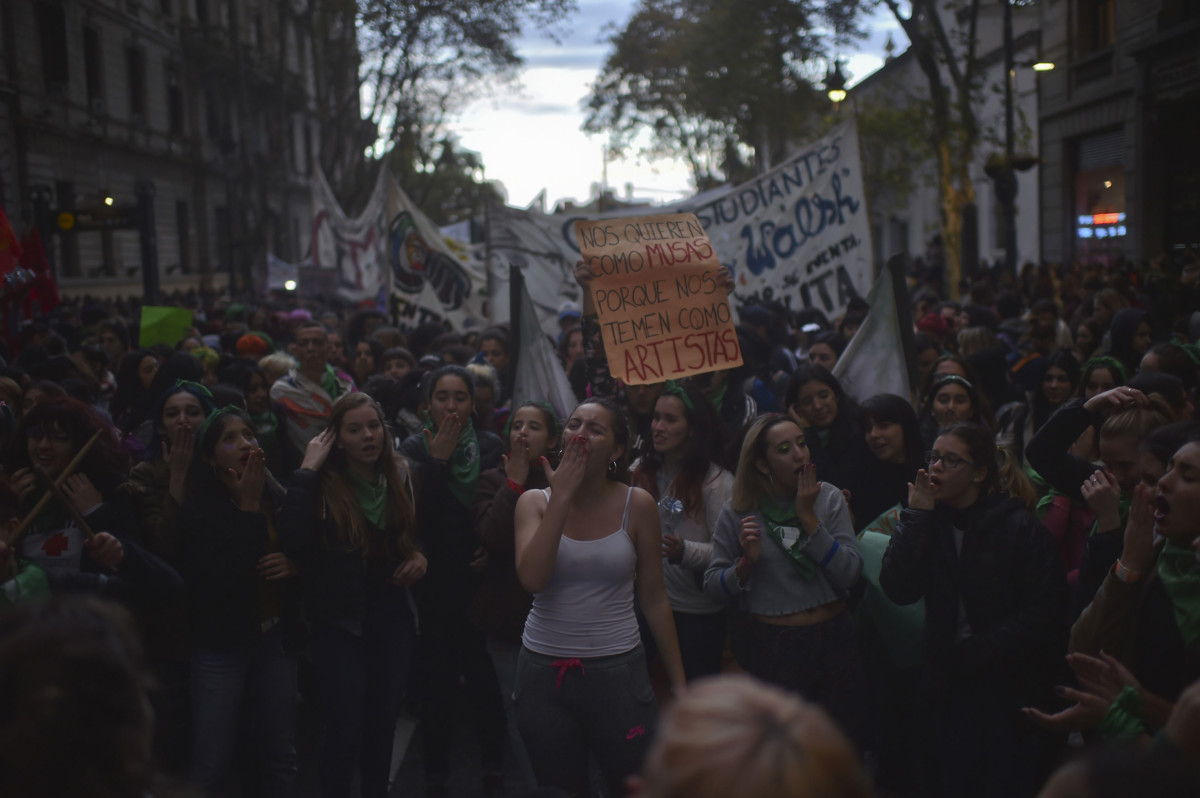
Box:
550, 658, 584, 691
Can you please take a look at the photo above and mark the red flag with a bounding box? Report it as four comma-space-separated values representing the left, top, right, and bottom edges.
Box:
0, 204, 22, 276
21, 227, 60, 314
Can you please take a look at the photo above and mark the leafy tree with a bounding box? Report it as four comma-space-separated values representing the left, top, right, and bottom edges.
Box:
296, 0, 575, 213
879, 0, 985, 298
584, 0, 869, 187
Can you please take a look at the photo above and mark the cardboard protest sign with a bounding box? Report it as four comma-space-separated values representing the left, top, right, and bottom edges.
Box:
575, 212, 742, 384
139, 306, 193, 348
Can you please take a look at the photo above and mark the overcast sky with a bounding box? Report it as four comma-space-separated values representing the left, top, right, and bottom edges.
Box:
451, 0, 905, 209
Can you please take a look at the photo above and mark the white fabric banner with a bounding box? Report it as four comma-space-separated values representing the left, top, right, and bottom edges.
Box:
309, 168, 487, 330
310, 168, 391, 306
832, 266, 912, 405
511, 273, 578, 424
487, 119, 872, 332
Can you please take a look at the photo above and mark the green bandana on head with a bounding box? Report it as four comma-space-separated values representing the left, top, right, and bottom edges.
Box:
422, 411, 480, 506
1157, 539, 1200, 649
759, 498, 817, 581
661, 381, 694, 411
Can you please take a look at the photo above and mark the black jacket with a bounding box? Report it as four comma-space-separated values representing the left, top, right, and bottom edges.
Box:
279, 467, 415, 629
180, 482, 302, 649
1025, 399, 1119, 616
400, 430, 503, 621
880, 494, 1069, 706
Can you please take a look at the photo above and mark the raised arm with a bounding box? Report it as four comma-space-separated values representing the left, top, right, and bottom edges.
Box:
514, 437, 587, 593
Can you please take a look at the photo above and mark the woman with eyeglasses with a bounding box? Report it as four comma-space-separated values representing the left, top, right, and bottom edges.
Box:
704, 413, 864, 745
3, 396, 171, 593
880, 423, 1068, 798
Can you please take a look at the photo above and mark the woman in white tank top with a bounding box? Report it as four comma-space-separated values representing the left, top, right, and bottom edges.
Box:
514, 397, 685, 797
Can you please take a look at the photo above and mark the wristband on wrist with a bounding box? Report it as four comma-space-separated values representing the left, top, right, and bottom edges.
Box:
1114, 558, 1143, 583
506, 478, 525, 495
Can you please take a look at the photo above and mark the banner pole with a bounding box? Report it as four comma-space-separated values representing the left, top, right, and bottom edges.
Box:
508, 265, 523, 401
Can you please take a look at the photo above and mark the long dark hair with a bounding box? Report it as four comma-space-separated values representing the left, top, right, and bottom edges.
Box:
631, 383, 726, 517
108, 349, 156, 429
860, 393, 924, 474
1033, 350, 1080, 430
186, 406, 280, 504
784, 363, 856, 429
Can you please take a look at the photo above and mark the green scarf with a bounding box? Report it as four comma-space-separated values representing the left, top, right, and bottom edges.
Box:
321, 365, 343, 399
422, 414, 481, 506
759, 498, 817, 581
708, 382, 727, 413
251, 409, 278, 438
1097, 686, 1146, 741
350, 469, 388, 529
1157, 539, 1200, 649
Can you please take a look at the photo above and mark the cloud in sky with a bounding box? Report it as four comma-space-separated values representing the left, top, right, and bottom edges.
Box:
453, 1, 907, 208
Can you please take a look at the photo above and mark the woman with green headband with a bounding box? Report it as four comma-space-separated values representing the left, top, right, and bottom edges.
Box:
179, 405, 301, 796
631, 381, 733, 680
114, 378, 215, 771
398, 364, 506, 795
470, 400, 561, 790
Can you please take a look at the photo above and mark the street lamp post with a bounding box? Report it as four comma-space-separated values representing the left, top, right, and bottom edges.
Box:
1002, 0, 1018, 277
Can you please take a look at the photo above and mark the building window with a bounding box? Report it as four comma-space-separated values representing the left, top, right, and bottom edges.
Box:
127, 47, 147, 120
176, 200, 191, 274
1077, 0, 1115, 57
161, 0, 172, 17
196, 0, 209, 24
167, 68, 184, 135
83, 26, 104, 111
1073, 129, 1126, 264
37, 3, 69, 93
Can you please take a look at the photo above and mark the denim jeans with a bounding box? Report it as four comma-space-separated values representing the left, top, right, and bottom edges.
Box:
417, 607, 506, 786
310, 590, 416, 798
189, 627, 298, 797
514, 645, 657, 798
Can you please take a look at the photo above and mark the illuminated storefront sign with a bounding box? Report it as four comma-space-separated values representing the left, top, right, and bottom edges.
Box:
1077, 212, 1126, 239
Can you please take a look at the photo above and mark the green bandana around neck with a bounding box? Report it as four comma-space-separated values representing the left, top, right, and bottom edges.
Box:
759, 498, 817, 580
422, 413, 481, 506
1157, 539, 1200, 649
251, 409, 278, 438
708, 382, 728, 413
321, 365, 343, 400
350, 469, 387, 529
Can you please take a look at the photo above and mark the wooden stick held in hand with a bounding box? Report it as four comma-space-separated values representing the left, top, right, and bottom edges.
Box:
6, 428, 104, 546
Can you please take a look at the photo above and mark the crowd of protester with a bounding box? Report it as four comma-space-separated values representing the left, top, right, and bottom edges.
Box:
1, 252, 1200, 798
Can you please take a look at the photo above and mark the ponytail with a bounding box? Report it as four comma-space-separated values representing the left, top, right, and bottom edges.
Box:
994, 446, 1037, 510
